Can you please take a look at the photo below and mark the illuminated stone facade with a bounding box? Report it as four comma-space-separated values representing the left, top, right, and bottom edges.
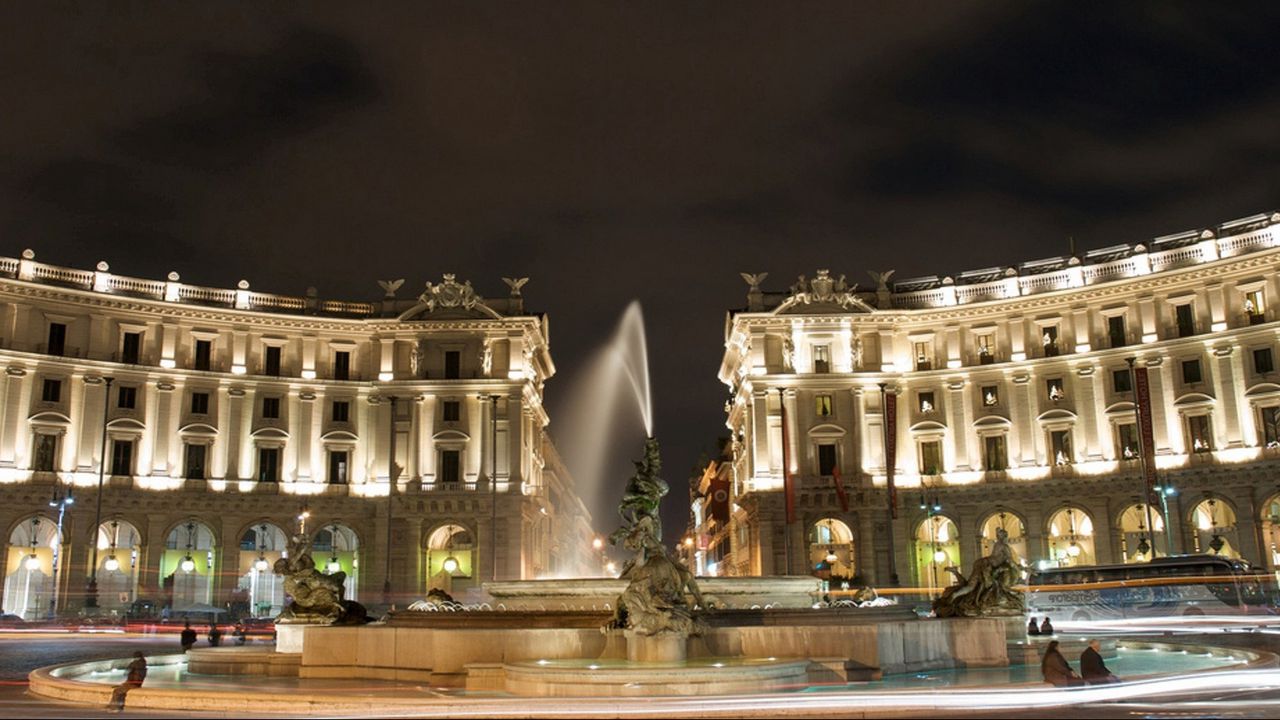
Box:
0, 253, 593, 619
716, 212, 1280, 589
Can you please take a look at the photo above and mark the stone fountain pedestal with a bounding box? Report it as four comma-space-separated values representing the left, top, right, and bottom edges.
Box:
625, 630, 686, 664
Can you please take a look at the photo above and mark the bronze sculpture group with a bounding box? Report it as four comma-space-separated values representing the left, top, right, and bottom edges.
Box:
931, 527, 1025, 618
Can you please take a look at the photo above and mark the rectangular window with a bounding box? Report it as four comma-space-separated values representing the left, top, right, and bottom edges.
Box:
1255, 348, 1275, 374
328, 450, 349, 484
332, 400, 349, 423
1260, 406, 1280, 447
1187, 415, 1213, 452
257, 447, 280, 482
262, 397, 280, 419
1116, 423, 1139, 460
444, 350, 461, 379
194, 339, 212, 371
121, 332, 141, 364
117, 385, 137, 409
32, 434, 57, 472
41, 378, 61, 403
1245, 289, 1266, 324
333, 350, 350, 380
981, 385, 999, 407
184, 443, 206, 480
919, 440, 942, 475
983, 435, 1007, 471
1041, 325, 1060, 357
190, 392, 209, 415
812, 345, 830, 373
442, 400, 461, 422
817, 443, 837, 475
1175, 303, 1196, 337
1113, 368, 1132, 394
918, 391, 936, 413
976, 333, 995, 364
1107, 315, 1127, 348
815, 394, 833, 417
439, 450, 461, 483
1050, 429, 1073, 464
1046, 378, 1065, 401
264, 346, 281, 376
913, 341, 932, 371
110, 439, 133, 476
47, 322, 66, 355
1182, 358, 1202, 384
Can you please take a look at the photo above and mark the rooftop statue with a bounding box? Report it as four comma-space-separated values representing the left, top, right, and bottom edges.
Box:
274, 532, 367, 626
606, 438, 706, 636
932, 527, 1025, 618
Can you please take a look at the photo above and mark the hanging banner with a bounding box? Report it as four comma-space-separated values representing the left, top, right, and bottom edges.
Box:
883, 389, 898, 519
832, 465, 850, 513
708, 465, 731, 525
780, 399, 797, 524
1133, 366, 1159, 502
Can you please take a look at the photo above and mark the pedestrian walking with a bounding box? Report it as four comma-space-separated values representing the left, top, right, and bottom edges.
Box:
107, 651, 147, 712
1080, 639, 1121, 684
180, 621, 197, 651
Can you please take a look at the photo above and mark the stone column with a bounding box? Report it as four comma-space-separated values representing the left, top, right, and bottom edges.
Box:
946, 379, 969, 470
1075, 364, 1102, 460
1010, 372, 1035, 465
1211, 344, 1245, 448
0, 369, 31, 466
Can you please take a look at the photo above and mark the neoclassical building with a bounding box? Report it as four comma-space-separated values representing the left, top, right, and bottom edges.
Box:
0, 252, 594, 620
713, 211, 1280, 591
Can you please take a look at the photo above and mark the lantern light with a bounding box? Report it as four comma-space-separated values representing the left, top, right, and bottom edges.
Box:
25, 553, 40, 571
933, 549, 948, 563
442, 556, 460, 574
104, 555, 120, 572
254, 556, 269, 572
181, 555, 196, 573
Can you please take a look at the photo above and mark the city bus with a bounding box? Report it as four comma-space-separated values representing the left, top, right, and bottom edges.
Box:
1026, 555, 1278, 623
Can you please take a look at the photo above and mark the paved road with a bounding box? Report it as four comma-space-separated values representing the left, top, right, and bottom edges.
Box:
4, 629, 1280, 718
0, 632, 187, 718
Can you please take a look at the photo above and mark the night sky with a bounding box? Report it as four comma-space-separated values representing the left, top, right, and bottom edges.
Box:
3, 3, 1280, 542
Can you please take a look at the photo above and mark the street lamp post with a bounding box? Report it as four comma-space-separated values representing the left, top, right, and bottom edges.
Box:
86, 376, 114, 610
487, 395, 499, 581
1126, 358, 1174, 556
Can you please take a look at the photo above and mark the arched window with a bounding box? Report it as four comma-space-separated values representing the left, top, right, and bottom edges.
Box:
3, 516, 60, 620
914, 515, 960, 591
95, 520, 143, 614
425, 524, 474, 595
979, 511, 1027, 566
808, 518, 855, 582
313, 524, 360, 601
1117, 504, 1165, 563
1190, 497, 1240, 558
162, 521, 216, 610
236, 523, 287, 617
1047, 507, 1095, 567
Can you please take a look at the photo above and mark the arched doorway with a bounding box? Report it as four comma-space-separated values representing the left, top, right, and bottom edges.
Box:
162, 521, 215, 611
425, 524, 474, 596
1190, 497, 1240, 558
1117, 504, 1165, 563
914, 515, 960, 592
808, 518, 855, 584
1263, 495, 1280, 571
1047, 507, 1094, 567
314, 524, 359, 601
237, 523, 287, 617
95, 520, 142, 616
979, 511, 1027, 567
3, 516, 59, 619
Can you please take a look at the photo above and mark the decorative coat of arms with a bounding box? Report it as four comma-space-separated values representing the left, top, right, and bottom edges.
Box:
783, 269, 872, 312
419, 274, 483, 312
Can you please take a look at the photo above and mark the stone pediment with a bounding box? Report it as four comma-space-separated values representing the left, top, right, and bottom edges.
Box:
398, 274, 501, 321
773, 269, 875, 314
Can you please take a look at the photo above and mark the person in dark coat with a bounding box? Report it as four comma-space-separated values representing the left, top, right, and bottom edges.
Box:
1027, 617, 1042, 636
208, 623, 222, 647
234, 622, 247, 646
1041, 640, 1081, 687
1039, 617, 1055, 635
1080, 639, 1120, 684
179, 621, 197, 651
107, 651, 147, 711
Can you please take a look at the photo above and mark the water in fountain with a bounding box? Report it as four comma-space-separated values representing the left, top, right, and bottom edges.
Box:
558, 301, 654, 551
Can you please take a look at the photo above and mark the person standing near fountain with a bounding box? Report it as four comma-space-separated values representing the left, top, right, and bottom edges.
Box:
106, 651, 147, 712
179, 621, 196, 652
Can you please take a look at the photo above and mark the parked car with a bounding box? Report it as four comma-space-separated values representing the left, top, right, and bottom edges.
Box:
0, 613, 25, 628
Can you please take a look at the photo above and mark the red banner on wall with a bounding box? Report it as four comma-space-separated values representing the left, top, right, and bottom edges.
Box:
883, 389, 898, 519
1133, 366, 1159, 500
780, 399, 796, 524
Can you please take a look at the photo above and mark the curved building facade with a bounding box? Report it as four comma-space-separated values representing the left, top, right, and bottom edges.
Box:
715, 211, 1280, 590
0, 253, 593, 619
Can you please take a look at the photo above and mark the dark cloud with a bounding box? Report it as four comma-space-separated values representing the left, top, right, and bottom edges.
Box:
1, 3, 1278, 540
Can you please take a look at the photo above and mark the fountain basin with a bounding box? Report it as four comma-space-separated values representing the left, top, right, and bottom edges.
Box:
481, 575, 824, 610
496, 657, 812, 697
